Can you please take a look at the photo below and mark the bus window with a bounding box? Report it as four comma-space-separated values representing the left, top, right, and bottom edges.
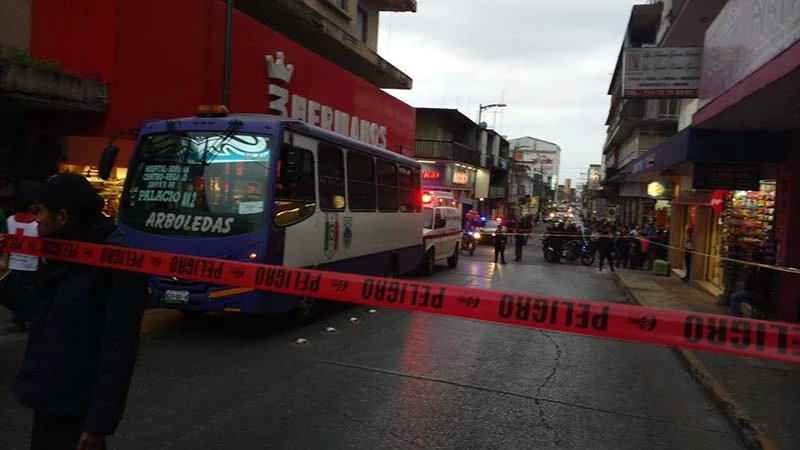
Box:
398, 165, 415, 212
318, 143, 346, 211
347, 151, 376, 211
433, 209, 445, 229
376, 159, 398, 212
274, 143, 316, 227
119, 132, 271, 237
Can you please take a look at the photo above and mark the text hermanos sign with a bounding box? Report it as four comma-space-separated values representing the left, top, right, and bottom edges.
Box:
266, 52, 388, 148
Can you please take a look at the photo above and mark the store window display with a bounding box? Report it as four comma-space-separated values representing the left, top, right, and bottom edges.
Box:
720, 182, 779, 313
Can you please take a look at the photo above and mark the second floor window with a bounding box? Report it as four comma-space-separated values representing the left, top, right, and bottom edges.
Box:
357, 8, 368, 43
338, 0, 348, 11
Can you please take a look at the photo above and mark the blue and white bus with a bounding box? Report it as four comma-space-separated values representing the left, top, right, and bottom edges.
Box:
112, 108, 424, 317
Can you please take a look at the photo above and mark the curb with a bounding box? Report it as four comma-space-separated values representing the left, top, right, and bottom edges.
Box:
613, 272, 777, 450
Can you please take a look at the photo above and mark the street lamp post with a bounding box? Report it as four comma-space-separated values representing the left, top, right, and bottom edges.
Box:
477, 103, 507, 125
222, 0, 233, 106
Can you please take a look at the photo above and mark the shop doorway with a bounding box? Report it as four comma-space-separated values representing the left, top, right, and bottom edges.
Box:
706, 211, 724, 289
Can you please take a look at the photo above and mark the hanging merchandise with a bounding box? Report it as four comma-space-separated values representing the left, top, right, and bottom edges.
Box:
721, 182, 775, 263
719, 181, 778, 310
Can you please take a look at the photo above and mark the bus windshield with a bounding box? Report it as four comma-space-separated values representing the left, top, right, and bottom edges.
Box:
119, 132, 272, 237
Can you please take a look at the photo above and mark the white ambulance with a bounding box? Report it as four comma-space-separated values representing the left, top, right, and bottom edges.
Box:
420, 191, 462, 274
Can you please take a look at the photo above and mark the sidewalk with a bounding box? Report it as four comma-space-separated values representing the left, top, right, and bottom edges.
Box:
615, 269, 799, 450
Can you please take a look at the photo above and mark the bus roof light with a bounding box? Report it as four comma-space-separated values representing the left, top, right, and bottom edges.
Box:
197, 105, 230, 117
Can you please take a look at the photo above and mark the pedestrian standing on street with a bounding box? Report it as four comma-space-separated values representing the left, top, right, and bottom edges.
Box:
12, 174, 147, 450
494, 226, 508, 264
1, 181, 43, 331
683, 228, 695, 283
514, 228, 527, 262
614, 226, 627, 268
596, 226, 615, 272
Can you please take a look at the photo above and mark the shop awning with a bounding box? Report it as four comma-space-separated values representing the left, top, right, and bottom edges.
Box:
626, 127, 787, 180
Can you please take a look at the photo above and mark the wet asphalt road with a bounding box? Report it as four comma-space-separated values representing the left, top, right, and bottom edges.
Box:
0, 241, 745, 449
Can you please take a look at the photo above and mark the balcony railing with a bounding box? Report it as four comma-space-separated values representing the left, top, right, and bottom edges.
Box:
415, 139, 482, 167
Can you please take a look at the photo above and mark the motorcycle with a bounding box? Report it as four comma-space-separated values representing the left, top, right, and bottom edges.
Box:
541, 235, 561, 263
543, 236, 595, 266
462, 230, 478, 256
576, 239, 596, 266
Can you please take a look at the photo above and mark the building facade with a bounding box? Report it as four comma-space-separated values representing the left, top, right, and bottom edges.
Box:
508, 136, 561, 218
414, 108, 501, 217
509, 137, 561, 191
601, 2, 679, 229
0, 0, 108, 202
2, 0, 417, 212
601, 0, 800, 322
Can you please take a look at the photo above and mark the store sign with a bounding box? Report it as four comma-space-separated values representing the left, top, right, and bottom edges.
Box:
622, 47, 702, 98
647, 182, 666, 198
267, 51, 388, 148
701, 0, 800, 102
693, 163, 760, 191
422, 169, 441, 181
452, 170, 469, 185
646, 181, 673, 199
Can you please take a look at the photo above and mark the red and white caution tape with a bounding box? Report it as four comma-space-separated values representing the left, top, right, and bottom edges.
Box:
2, 234, 800, 365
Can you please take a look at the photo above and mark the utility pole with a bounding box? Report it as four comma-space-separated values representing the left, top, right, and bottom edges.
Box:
477, 103, 507, 125
222, 0, 233, 106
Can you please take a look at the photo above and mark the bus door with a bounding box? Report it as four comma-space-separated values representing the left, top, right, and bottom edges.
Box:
275, 131, 322, 268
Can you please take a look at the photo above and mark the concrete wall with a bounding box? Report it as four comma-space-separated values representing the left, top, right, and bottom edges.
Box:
0, 0, 30, 51
678, 98, 699, 131
302, 0, 380, 52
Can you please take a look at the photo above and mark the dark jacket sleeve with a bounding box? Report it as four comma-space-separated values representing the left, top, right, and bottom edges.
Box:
82, 269, 148, 434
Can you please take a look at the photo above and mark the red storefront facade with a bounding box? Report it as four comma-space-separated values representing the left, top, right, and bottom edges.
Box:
30, 0, 416, 166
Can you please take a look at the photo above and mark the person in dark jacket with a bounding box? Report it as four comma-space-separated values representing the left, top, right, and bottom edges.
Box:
513, 224, 528, 262
615, 226, 631, 269
596, 226, 615, 272
12, 174, 147, 450
494, 226, 508, 264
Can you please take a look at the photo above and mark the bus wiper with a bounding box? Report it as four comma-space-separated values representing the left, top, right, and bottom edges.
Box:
202, 119, 244, 166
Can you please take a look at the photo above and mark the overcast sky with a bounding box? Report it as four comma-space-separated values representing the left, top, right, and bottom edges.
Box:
378, 0, 639, 185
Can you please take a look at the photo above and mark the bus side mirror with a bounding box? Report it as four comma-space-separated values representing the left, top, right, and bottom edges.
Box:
98, 144, 120, 180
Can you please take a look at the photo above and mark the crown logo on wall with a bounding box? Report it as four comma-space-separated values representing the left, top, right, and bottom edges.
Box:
265, 51, 294, 83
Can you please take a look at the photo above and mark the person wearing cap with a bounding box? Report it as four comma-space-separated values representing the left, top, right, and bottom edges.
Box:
12, 173, 147, 450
